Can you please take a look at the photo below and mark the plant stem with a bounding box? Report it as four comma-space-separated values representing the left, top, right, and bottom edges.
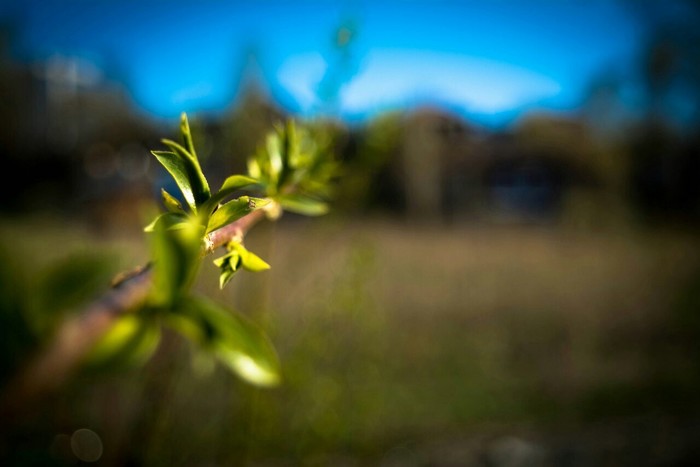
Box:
0, 209, 267, 420
205, 208, 266, 253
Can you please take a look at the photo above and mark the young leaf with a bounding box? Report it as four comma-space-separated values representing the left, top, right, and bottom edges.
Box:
213, 250, 241, 289
212, 251, 234, 268
144, 212, 188, 233
151, 150, 198, 211
220, 175, 258, 192
201, 175, 260, 216
277, 194, 329, 216
160, 139, 211, 208
164, 313, 206, 344
148, 214, 203, 307
219, 267, 237, 289
143, 213, 165, 232
161, 188, 184, 213
285, 119, 300, 164
206, 196, 270, 233
241, 250, 270, 272
231, 242, 270, 272
177, 296, 281, 387
180, 112, 198, 161
266, 132, 283, 188
84, 316, 161, 370
247, 157, 261, 180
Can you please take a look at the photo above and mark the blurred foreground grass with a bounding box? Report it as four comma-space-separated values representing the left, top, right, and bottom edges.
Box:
3, 215, 700, 465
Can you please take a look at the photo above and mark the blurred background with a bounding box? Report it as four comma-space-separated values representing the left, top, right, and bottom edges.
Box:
2, 0, 700, 465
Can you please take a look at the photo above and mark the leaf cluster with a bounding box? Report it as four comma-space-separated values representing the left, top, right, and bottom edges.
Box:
248, 120, 339, 217
87, 113, 337, 387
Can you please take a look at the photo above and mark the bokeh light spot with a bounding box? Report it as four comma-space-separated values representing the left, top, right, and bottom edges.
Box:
70, 428, 103, 463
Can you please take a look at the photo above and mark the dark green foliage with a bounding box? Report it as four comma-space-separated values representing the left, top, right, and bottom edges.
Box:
0, 244, 118, 385
36, 253, 116, 320
0, 244, 36, 386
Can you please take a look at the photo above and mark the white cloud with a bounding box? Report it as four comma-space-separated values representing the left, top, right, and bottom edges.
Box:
277, 53, 328, 112
340, 50, 562, 115
274, 49, 562, 118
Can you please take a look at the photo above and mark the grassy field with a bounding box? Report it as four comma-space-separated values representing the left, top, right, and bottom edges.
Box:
3, 215, 700, 465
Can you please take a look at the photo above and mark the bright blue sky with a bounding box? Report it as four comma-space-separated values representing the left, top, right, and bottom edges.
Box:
0, 1, 658, 126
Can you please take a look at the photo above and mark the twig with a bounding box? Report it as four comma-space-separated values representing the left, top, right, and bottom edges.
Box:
204, 208, 266, 254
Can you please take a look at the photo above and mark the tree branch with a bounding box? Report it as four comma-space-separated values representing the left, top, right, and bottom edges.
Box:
0, 209, 267, 419
204, 208, 266, 254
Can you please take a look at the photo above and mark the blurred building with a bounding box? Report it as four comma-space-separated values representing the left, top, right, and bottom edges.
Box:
349, 108, 617, 226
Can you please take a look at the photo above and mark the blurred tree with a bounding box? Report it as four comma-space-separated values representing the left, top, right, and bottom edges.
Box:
336, 112, 403, 214
512, 114, 630, 227
579, 0, 700, 223
629, 0, 700, 221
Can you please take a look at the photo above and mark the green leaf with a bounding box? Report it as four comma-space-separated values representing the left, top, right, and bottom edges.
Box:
232, 242, 270, 272
220, 174, 259, 193
164, 313, 206, 343
177, 296, 281, 387
180, 112, 198, 161
212, 252, 232, 268
213, 243, 268, 289
277, 194, 329, 216
160, 139, 211, 208
144, 212, 188, 232
84, 316, 161, 370
284, 119, 300, 169
201, 175, 260, 216
266, 132, 283, 187
241, 250, 270, 272
247, 157, 261, 180
219, 267, 237, 289
206, 198, 252, 233
143, 214, 162, 233
151, 150, 199, 212
213, 250, 241, 289
148, 214, 203, 307
206, 196, 270, 233
161, 188, 185, 213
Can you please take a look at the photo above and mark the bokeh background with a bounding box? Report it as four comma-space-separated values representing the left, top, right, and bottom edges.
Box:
2, 0, 700, 465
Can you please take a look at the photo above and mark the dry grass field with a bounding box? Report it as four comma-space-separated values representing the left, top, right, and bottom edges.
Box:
4, 215, 700, 465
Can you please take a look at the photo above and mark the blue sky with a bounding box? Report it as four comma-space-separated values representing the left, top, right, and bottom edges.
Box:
0, 0, 654, 126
